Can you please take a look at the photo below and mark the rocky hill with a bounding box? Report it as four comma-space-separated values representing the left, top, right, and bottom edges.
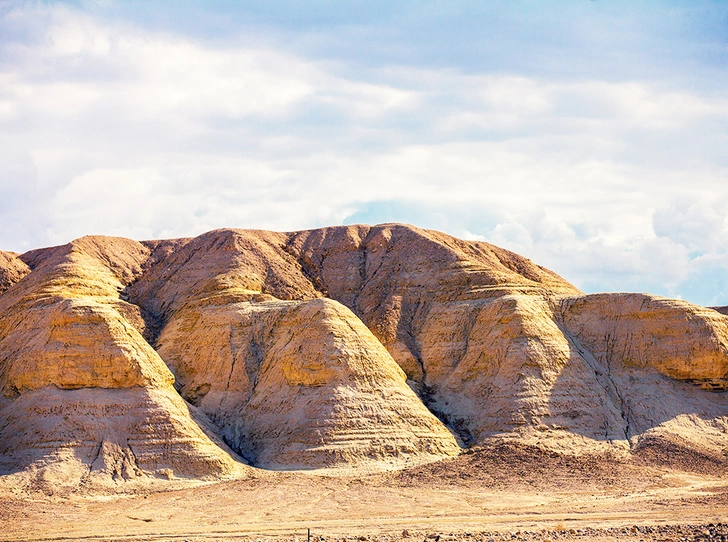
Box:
0, 224, 726, 489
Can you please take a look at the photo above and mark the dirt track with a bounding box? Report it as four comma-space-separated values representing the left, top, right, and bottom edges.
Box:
2, 445, 727, 542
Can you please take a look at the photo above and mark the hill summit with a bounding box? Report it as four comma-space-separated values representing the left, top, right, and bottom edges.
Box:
1, 224, 726, 490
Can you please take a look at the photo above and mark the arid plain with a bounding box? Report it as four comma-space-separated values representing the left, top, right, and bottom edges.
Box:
1, 224, 726, 541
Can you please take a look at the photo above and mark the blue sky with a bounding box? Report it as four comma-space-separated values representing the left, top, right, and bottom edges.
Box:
1, 1, 728, 305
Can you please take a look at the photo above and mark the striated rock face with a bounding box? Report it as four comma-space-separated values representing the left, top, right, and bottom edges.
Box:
0, 237, 244, 487
1, 224, 727, 486
122, 228, 461, 469
280, 226, 727, 453
0, 251, 30, 295
559, 294, 728, 382
0, 387, 239, 486
285, 225, 579, 383
157, 296, 459, 469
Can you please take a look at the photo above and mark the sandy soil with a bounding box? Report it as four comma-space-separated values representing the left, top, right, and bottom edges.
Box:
2, 444, 727, 542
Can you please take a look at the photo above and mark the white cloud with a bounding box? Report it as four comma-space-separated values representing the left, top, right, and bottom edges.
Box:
653, 199, 728, 254
1, 4, 728, 304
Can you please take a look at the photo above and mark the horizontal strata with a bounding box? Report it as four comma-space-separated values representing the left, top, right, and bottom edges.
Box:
0, 224, 727, 488
0, 237, 244, 488
156, 296, 460, 468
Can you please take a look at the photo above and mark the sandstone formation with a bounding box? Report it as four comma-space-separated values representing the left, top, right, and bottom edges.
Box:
157, 297, 459, 469
129, 230, 459, 468
281, 226, 727, 455
1, 224, 727, 487
0, 237, 244, 488
0, 251, 29, 295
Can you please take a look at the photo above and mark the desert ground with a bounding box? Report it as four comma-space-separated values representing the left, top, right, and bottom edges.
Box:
2, 226, 727, 541
2, 443, 727, 542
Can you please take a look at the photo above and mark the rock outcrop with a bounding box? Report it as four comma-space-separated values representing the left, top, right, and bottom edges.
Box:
0, 251, 29, 295
0, 237, 244, 488
128, 230, 459, 468
157, 296, 459, 469
1, 224, 727, 486
280, 226, 728, 454
560, 294, 728, 383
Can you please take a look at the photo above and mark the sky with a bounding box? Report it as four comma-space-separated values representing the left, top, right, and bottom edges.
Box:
1, 1, 727, 305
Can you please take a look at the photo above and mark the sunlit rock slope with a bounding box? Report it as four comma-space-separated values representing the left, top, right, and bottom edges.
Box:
1, 224, 726, 486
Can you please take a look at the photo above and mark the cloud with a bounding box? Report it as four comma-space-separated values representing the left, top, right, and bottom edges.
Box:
653, 199, 728, 255
1, 3, 728, 305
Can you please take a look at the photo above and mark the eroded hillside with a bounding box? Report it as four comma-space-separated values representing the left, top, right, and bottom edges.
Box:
0, 224, 726, 490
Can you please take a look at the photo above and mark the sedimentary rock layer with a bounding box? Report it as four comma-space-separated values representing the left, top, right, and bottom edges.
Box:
1, 224, 727, 484
277, 226, 728, 453
0, 251, 29, 295
157, 296, 459, 468
0, 237, 243, 485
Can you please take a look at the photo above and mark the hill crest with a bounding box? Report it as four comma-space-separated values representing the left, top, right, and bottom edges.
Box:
0, 224, 726, 491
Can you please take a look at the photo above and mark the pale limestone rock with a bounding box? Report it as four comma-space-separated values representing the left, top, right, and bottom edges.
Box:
415, 294, 627, 446
126, 225, 728, 457
558, 293, 728, 381
0, 251, 30, 295
555, 293, 728, 454
156, 296, 460, 469
286, 224, 579, 370
2, 224, 727, 487
0, 236, 244, 483
0, 387, 238, 482
405, 291, 728, 456
282, 225, 728, 454
1, 297, 173, 393
125, 229, 320, 327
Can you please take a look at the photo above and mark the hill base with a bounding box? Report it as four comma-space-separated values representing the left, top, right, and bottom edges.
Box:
1, 443, 727, 541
